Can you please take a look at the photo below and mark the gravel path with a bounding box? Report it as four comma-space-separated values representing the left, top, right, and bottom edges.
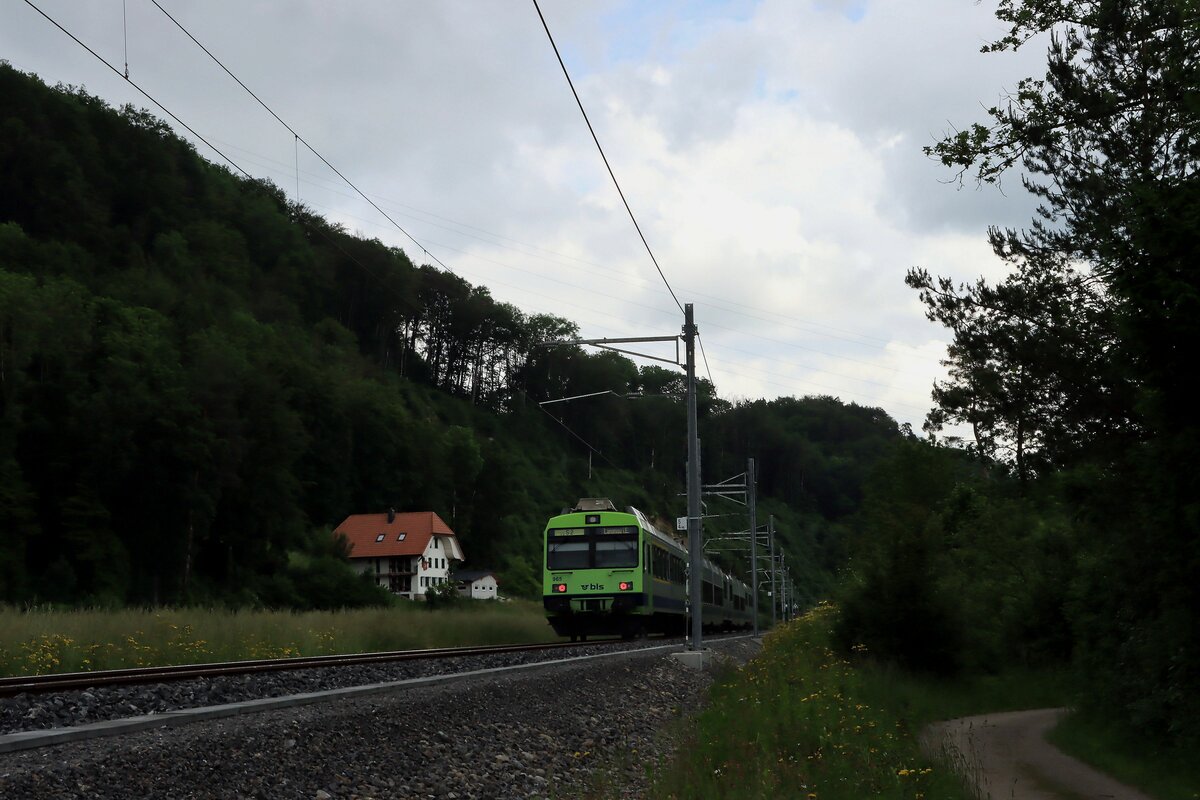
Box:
0, 638, 759, 799
923, 708, 1154, 800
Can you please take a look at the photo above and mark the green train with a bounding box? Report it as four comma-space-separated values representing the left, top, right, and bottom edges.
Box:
542, 498, 754, 640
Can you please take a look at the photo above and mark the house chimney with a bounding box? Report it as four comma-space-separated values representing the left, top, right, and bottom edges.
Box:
387, 508, 396, 524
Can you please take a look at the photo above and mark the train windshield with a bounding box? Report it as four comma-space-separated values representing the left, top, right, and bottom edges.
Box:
547, 540, 590, 570
594, 539, 638, 568
546, 526, 640, 570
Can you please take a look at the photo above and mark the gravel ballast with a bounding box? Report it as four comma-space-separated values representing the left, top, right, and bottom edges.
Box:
0, 640, 700, 737
0, 637, 759, 799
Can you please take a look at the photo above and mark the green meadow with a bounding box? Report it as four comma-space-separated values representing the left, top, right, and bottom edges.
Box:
0, 601, 559, 677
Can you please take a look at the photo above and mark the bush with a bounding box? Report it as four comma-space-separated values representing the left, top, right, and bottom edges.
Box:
423, 581, 463, 610
834, 524, 964, 675
254, 557, 393, 610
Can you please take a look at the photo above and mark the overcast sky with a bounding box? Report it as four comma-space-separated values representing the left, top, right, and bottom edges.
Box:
3, 0, 1047, 433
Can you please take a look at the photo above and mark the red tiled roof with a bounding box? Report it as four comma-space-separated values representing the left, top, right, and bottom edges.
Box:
333, 512, 456, 558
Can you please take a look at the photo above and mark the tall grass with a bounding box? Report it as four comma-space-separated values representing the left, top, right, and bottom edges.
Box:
0, 600, 559, 677
1048, 712, 1200, 800
647, 602, 971, 800
854, 663, 1071, 725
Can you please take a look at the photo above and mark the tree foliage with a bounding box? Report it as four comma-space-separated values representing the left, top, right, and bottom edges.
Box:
910, 0, 1200, 743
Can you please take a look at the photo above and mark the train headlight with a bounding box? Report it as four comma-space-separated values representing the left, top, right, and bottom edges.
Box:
554, 584, 568, 593
618, 581, 632, 591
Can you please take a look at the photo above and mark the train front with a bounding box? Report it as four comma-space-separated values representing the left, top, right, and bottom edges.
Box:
542, 499, 645, 640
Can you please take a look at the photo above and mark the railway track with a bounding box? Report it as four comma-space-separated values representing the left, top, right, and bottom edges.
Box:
0, 637, 761, 799
0, 639, 605, 697
0, 634, 723, 755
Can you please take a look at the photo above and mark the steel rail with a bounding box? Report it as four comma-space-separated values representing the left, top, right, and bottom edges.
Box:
0, 640, 599, 697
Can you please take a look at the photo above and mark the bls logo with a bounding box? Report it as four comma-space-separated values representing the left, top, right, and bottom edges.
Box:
580, 583, 605, 591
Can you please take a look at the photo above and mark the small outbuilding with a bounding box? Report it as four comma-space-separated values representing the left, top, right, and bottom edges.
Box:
334, 509, 464, 600
454, 570, 499, 600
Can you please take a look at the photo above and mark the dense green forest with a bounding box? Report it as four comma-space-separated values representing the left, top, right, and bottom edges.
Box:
0, 62, 900, 612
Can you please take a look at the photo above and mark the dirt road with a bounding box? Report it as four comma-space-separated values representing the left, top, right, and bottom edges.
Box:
922, 708, 1153, 800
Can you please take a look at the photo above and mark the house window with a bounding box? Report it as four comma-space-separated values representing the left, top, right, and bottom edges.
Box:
375, 533, 385, 542
433, 537, 440, 549
396, 532, 406, 541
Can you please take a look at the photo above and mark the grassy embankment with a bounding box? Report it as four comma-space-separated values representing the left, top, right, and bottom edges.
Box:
634, 604, 1197, 800
0, 601, 559, 677
639, 602, 1068, 800
1048, 715, 1200, 800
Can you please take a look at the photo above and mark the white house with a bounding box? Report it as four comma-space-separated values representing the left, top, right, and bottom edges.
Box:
454, 570, 499, 600
333, 510, 465, 600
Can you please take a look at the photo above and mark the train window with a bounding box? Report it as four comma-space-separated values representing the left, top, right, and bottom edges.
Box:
547, 541, 590, 570
595, 539, 638, 568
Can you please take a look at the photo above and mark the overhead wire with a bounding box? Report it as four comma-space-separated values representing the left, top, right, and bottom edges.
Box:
147, 0, 455, 276
22, 0, 251, 180
531, 0, 684, 315
697, 333, 717, 392
534, 395, 620, 469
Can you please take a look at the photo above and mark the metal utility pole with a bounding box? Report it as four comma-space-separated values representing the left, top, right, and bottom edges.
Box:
777, 573, 787, 623
768, 514, 777, 627
780, 553, 787, 622
684, 304, 703, 651
747, 457, 759, 636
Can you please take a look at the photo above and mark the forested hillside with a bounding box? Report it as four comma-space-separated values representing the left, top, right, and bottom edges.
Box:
0, 64, 902, 608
